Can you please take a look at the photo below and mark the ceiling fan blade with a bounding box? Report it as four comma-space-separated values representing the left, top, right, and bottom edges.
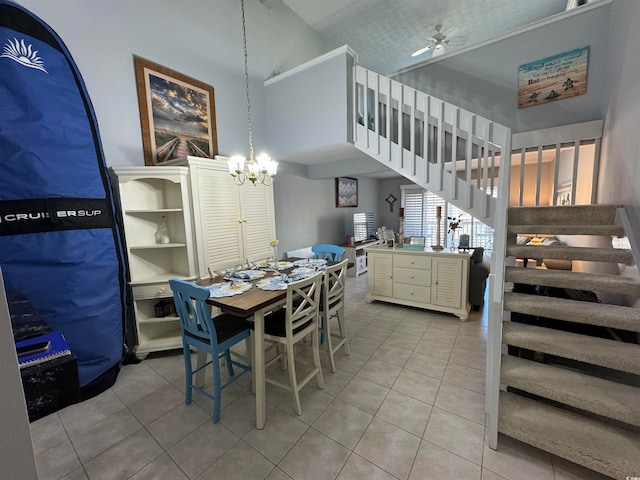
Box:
446, 35, 468, 47
411, 44, 434, 57
441, 25, 459, 38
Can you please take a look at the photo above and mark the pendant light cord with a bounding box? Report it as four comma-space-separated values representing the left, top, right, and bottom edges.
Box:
240, 0, 254, 162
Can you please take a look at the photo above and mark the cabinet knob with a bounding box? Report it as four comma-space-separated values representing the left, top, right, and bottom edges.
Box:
237, 218, 243, 223
242, 217, 247, 223
157, 287, 165, 294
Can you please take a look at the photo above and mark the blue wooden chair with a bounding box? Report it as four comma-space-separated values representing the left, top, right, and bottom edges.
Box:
311, 244, 345, 261
169, 278, 252, 423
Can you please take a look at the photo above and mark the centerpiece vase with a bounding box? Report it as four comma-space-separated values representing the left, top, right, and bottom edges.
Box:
449, 230, 457, 251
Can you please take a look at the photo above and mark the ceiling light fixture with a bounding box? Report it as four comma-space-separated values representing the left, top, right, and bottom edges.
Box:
228, 0, 277, 186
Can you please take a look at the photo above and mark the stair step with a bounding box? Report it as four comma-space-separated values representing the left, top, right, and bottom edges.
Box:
506, 245, 633, 264
508, 223, 625, 236
502, 321, 640, 375
505, 266, 640, 296
504, 292, 640, 333
498, 390, 640, 480
501, 355, 640, 427
508, 205, 621, 226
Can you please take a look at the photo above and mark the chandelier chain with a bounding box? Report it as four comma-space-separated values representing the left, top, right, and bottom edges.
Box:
240, 0, 254, 162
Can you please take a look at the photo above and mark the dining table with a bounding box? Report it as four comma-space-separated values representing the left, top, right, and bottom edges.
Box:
199, 259, 327, 429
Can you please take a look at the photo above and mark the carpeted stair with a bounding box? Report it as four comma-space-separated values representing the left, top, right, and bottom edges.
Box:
498, 205, 640, 480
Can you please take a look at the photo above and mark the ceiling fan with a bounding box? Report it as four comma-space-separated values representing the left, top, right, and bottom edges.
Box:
411, 24, 468, 58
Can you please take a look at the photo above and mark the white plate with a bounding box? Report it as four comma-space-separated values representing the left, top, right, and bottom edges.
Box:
257, 278, 287, 291
230, 270, 266, 280
207, 281, 252, 298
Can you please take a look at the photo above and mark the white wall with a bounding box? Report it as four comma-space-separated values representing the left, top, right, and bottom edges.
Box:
0, 271, 37, 479
266, 48, 355, 159
15, 0, 325, 167
599, 0, 640, 211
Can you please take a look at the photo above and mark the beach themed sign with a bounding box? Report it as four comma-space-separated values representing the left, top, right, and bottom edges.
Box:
518, 46, 589, 109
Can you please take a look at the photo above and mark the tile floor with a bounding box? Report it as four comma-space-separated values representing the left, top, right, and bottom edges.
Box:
31, 274, 612, 480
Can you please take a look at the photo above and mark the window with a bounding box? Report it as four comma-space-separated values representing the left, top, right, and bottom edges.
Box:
401, 187, 494, 253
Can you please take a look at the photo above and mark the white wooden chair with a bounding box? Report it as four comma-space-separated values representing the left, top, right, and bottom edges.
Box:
261, 273, 324, 415
318, 259, 350, 372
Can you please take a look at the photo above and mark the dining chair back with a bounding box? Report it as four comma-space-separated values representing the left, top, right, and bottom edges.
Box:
262, 272, 324, 415
311, 244, 345, 261
318, 259, 350, 372
169, 278, 252, 423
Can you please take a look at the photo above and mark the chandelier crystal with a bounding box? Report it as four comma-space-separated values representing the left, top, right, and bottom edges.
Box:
228, 0, 277, 186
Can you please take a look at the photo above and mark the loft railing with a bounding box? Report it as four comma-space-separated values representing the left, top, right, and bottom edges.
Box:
353, 65, 511, 227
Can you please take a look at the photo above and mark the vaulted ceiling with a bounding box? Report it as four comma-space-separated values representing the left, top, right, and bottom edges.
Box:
280, 0, 569, 76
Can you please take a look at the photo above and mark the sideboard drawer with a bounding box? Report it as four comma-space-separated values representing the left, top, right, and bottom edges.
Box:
132, 283, 172, 299
393, 267, 431, 286
393, 283, 431, 303
394, 255, 431, 270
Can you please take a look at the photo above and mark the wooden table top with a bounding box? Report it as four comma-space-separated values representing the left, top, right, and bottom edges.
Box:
199, 258, 332, 317
200, 272, 287, 317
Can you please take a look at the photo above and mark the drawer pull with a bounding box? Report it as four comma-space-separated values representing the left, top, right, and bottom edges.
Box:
157, 287, 166, 294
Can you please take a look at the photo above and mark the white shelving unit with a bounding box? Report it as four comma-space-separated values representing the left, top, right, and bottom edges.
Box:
110, 166, 196, 359
344, 240, 378, 276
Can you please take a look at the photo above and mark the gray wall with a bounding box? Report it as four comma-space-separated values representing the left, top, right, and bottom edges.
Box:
273, 162, 381, 255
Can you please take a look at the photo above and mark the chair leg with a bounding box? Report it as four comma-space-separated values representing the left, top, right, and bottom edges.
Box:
224, 349, 234, 377
183, 345, 193, 405
337, 309, 351, 355
286, 341, 302, 416
245, 336, 255, 394
212, 352, 223, 423
323, 314, 337, 373
311, 328, 325, 389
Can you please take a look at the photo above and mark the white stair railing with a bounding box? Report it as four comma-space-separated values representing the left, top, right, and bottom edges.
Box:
353, 65, 511, 228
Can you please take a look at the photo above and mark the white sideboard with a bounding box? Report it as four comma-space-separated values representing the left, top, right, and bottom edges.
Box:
366, 245, 471, 321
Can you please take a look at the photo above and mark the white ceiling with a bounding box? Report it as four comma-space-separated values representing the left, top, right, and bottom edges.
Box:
280, 0, 569, 76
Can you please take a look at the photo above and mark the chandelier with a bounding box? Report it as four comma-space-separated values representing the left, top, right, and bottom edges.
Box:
228, 0, 277, 186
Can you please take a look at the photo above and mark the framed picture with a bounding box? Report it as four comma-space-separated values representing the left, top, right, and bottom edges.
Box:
133, 56, 218, 166
518, 46, 589, 109
335, 177, 358, 208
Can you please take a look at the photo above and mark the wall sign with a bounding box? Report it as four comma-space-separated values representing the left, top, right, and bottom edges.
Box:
518, 46, 589, 109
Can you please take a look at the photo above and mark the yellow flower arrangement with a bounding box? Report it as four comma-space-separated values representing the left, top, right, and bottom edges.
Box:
269, 239, 279, 262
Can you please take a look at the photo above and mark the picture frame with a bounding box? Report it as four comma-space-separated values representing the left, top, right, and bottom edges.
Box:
133, 56, 218, 166
518, 46, 589, 109
335, 177, 358, 208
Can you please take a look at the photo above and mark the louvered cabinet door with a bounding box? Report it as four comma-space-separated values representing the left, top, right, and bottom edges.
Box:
238, 181, 276, 263
193, 165, 244, 272
367, 252, 393, 297
431, 256, 466, 309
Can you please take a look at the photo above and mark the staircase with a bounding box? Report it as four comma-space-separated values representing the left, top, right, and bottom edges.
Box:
490, 205, 640, 479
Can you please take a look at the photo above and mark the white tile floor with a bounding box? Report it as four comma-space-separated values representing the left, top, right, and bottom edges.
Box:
31, 274, 612, 480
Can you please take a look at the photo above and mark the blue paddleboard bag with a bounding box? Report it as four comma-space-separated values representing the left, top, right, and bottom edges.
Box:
0, 1, 128, 393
